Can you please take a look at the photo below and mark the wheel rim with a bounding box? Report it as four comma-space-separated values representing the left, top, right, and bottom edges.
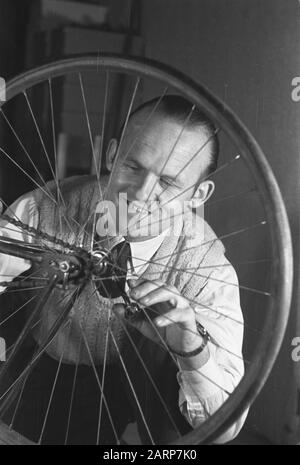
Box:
0, 54, 293, 445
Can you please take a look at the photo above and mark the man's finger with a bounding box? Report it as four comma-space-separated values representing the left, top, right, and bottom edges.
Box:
154, 306, 195, 329
129, 280, 164, 300
137, 287, 178, 308
112, 303, 126, 319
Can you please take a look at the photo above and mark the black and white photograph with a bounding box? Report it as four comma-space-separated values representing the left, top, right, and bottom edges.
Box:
0, 0, 298, 449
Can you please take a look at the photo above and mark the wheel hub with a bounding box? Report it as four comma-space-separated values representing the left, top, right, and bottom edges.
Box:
39, 247, 110, 288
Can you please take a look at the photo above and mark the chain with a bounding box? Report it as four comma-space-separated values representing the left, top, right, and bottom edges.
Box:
0, 214, 91, 289
0, 279, 47, 289
0, 213, 84, 254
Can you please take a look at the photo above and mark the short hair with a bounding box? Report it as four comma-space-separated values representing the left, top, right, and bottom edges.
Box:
126, 94, 219, 179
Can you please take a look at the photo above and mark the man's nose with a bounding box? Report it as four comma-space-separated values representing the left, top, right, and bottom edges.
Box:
134, 173, 158, 202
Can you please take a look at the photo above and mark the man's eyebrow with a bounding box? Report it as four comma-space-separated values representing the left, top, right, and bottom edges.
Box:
123, 158, 140, 167
161, 172, 185, 185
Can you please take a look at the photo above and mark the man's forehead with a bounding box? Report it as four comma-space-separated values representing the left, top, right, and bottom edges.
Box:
123, 112, 206, 151
120, 112, 209, 173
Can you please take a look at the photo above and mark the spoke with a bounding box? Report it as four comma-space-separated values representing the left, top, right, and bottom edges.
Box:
23, 90, 73, 233
94, 257, 271, 282
111, 307, 181, 438
138, 301, 247, 364
123, 154, 241, 237
95, 254, 247, 338
106, 260, 263, 365
0, 211, 88, 258
92, 275, 128, 282
108, 329, 155, 445
90, 214, 98, 252
4, 320, 69, 428
38, 320, 72, 444
0, 295, 37, 328
0, 146, 61, 207
160, 154, 241, 213
78, 73, 104, 202
0, 209, 60, 251
166, 258, 271, 270
48, 79, 58, 185
0, 274, 47, 281
110, 260, 260, 334
9, 371, 31, 430
76, 209, 96, 247
3, 286, 45, 294
0, 276, 58, 384
64, 333, 83, 445
120, 87, 169, 167
80, 71, 110, 250
127, 221, 269, 297
105, 76, 141, 200
91, 278, 116, 445
208, 187, 256, 206
113, 188, 259, 239
0, 109, 54, 200
157, 127, 221, 202
135, 304, 232, 397
98, 71, 109, 178
23, 90, 76, 238
0, 284, 82, 404
65, 283, 103, 444
48, 78, 63, 237
69, 217, 90, 248
1, 316, 43, 370
78, 73, 110, 251
23, 91, 58, 186
159, 300, 247, 362
0, 198, 33, 235
97, 306, 111, 445
0, 290, 69, 381
0, 284, 64, 423
0, 314, 48, 420
14, 264, 50, 285
109, 263, 265, 337
94, 151, 241, 254
133, 104, 196, 227
79, 324, 120, 445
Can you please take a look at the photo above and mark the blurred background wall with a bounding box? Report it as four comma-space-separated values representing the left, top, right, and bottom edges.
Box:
0, 0, 299, 444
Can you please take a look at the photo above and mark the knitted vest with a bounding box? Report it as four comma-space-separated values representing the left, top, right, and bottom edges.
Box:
31, 175, 225, 366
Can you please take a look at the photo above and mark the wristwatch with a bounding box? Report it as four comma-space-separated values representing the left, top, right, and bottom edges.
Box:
167, 321, 211, 358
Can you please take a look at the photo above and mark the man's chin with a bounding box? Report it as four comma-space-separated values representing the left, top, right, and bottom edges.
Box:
124, 234, 151, 243
124, 224, 170, 242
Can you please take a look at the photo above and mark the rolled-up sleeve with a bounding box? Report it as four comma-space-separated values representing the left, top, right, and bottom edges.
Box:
0, 195, 39, 292
177, 261, 247, 442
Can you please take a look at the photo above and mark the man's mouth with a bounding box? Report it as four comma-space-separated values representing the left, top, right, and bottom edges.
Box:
127, 200, 150, 215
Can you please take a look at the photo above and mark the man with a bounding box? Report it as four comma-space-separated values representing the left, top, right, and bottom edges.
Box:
0, 95, 246, 444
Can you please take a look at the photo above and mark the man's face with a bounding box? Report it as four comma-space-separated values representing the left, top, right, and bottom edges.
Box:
105, 112, 211, 241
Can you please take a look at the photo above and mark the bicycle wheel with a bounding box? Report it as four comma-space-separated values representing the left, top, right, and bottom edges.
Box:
0, 55, 293, 445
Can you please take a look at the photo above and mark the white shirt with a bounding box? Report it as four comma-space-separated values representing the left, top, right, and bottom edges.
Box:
0, 194, 246, 442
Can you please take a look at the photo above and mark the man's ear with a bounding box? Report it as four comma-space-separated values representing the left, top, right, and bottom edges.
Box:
188, 180, 215, 209
106, 138, 118, 171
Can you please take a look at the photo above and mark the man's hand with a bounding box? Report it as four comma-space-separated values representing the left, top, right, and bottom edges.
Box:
113, 278, 209, 369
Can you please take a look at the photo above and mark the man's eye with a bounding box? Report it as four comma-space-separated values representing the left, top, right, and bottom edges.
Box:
124, 163, 138, 171
160, 178, 173, 187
